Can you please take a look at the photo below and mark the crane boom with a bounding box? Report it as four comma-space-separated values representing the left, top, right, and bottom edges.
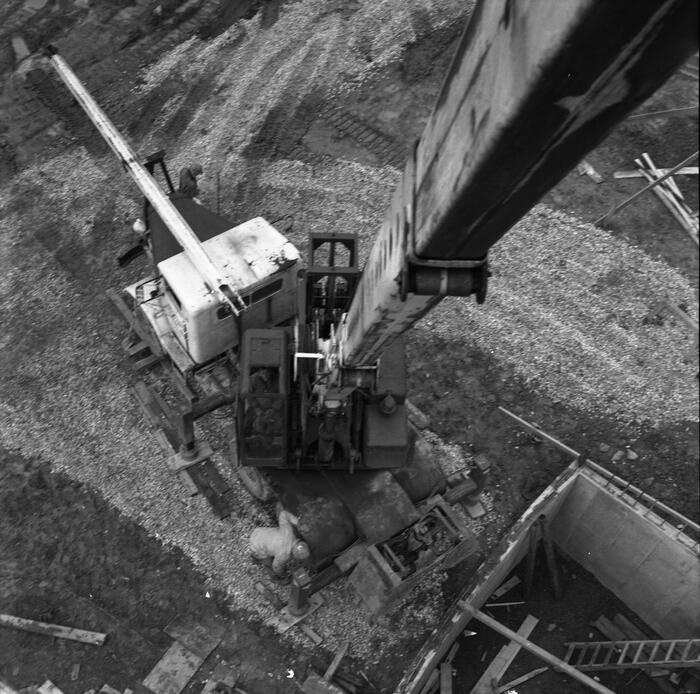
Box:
341, 0, 698, 367
45, 46, 246, 315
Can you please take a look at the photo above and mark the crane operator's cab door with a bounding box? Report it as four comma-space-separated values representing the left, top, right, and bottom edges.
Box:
237, 329, 289, 468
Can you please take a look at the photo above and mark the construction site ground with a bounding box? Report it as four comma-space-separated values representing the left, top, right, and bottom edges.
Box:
0, 1, 698, 693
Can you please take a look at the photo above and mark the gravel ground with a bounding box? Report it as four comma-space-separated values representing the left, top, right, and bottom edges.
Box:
1, 0, 697, 675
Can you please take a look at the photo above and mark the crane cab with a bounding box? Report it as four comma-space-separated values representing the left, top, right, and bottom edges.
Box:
126, 210, 301, 370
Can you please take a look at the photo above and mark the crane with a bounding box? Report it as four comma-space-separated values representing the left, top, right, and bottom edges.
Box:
45, 0, 697, 610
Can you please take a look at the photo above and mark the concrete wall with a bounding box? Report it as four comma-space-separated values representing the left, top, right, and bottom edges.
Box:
550, 471, 700, 638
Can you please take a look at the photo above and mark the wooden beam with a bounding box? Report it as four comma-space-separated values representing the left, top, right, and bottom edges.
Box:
471, 615, 539, 693
0, 613, 106, 646
324, 641, 350, 681
460, 604, 617, 694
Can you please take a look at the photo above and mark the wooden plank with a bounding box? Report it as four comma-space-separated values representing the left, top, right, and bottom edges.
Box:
201, 460, 230, 496
105, 288, 134, 326
470, 614, 539, 693
614, 166, 698, 178
0, 613, 106, 646
105, 289, 164, 357
462, 605, 616, 694
164, 614, 224, 660
439, 663, 453, 693
324, 641, 350, 681
187, 464, 232, 519
142, 641, 203, 694
132, 353, 161, 372
497, 667, 548, 693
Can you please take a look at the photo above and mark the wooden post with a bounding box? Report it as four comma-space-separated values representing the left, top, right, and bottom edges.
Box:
539, 516, 562, 600
459, 604, 617, 694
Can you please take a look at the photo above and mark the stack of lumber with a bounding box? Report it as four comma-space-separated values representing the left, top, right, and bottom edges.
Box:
634, 153, 699, 244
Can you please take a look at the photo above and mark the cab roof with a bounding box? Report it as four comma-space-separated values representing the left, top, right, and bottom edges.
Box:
157, 216, 300, 315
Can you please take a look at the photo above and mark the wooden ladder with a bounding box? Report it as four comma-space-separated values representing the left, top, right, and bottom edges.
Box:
564, 639, 700, 671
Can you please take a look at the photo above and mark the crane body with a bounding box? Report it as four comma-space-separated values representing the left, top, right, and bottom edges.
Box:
44, 0, 697, 609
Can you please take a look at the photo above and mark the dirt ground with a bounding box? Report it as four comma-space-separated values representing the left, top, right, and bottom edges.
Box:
0, 1, 697, 693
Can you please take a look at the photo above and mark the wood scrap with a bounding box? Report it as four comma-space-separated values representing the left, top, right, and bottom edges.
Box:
469, 614, 539, 694
577, 160, 603, 183
497, 667, 548, 693
0, 613, 107, 646
70, 664, 80, 682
